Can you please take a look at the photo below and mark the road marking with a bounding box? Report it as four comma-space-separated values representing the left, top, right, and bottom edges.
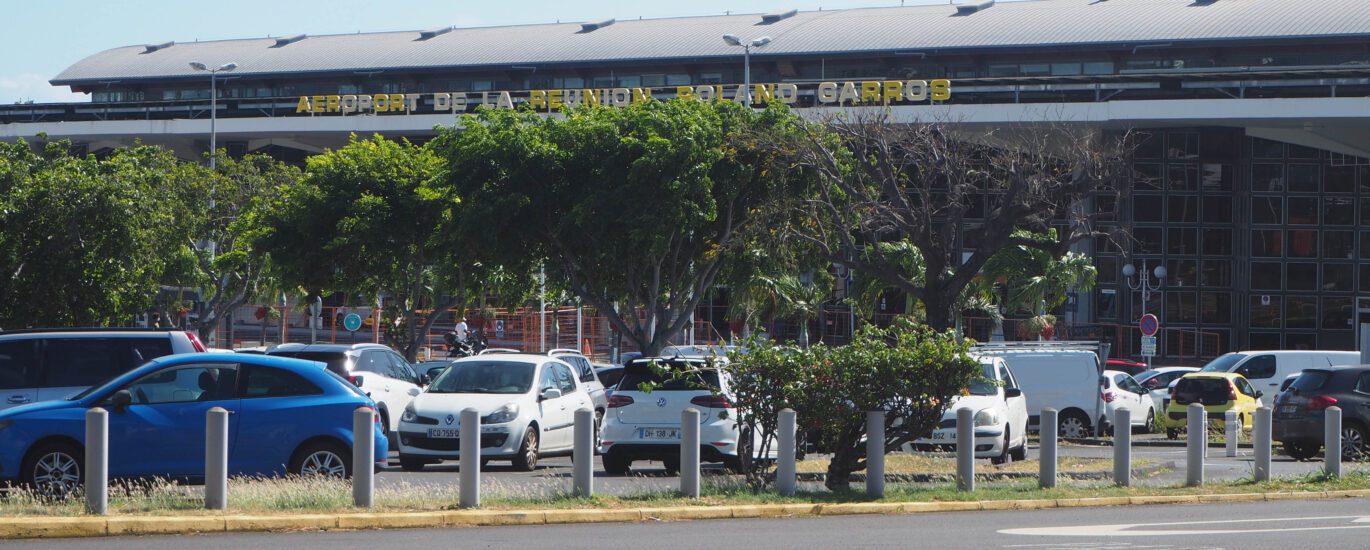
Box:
1000, 515, 1370, 537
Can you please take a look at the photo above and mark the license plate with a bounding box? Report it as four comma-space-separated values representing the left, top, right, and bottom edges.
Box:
1279, 405, 1298, 415
932, 431, 950, 440
428, 428, 460, 438
641, 428, 680, 440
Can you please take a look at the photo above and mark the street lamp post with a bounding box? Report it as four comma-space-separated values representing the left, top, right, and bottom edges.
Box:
1123, 259, 1166, 361
189, 61, 238, 175
721, 34, 772, 107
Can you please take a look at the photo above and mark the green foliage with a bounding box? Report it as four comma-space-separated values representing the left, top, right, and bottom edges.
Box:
725, 318, 981, 490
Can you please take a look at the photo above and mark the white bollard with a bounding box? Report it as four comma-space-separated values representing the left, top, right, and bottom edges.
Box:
1039, 408, 1058, 489
681, 408, 701, 498
1254, 406, 1271, 482
206, 407, 230, 510
867, 410, 886, 497
1225, 409, 1239, 457
777, 409, 797, 497
460, 408, 481, 507
956, 407, 974, 492
85, 407, 108, 515
1114, 407, 1131, 487
1325, 406, 1342, 478
1186, 403, 1205, 487
352, 407, 375, 508
573, 408, 593, 497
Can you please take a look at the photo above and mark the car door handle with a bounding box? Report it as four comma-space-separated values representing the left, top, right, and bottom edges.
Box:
6, 395, 29, 404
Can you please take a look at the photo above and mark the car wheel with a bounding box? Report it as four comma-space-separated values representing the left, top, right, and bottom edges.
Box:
24, 442, 83, 500
1342, 423, 1367, 461
1010, 436, 1028, 462
1059, 412, 1090, 439
602, 451, 631, 475
399, 456, 427, 471
511, 428, 539, 472
1284, 441, 1319, 461
662, 456, 681, 475
1144, 409, 1156, 434
990, 429, 1010, 465
290, 440, 352, 479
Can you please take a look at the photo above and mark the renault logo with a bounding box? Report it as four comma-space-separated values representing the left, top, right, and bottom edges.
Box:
445, 414, 454, 425
657, 398, 667, 408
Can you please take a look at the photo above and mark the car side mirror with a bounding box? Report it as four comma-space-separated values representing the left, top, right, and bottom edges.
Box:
1004, 388, 1022, 398
540, 388, 562, 401
110, 390, 132, 410
1255, 391, 1264, 398
420, 373, 431, 386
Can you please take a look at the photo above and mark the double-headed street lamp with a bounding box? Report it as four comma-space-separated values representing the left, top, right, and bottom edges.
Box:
721, 34, 772, 107
1123, 260, 1167, 318
189, 61, 237, 173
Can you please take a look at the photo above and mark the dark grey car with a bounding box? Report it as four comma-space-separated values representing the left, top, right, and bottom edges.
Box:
1273, 365, 1370, 460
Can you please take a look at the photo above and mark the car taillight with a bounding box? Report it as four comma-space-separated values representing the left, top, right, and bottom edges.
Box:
185, 331, 207, 352
1309, 395, 1339, 410
1101, 391, 1116, 403
607, 394, 635, 408
347, 375, 364, 387
690, 395, 734, 408
1228, 384, 1238, 402
363, 405, 381, 425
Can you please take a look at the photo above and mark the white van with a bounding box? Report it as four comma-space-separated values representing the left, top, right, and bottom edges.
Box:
974, 343, 1104, 439
1198, 350, 1359, 406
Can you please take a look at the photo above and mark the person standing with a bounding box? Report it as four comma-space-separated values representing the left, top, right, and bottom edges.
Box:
454, 318, 469, 343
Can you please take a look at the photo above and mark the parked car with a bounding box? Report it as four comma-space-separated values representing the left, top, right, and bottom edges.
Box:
0, 328, 207, 412
415, 360, 455, 384
395, 354, 592, 471
1100, 370, 1156, 434
976, 345, 1103, 438
1163, 372, 1262, 439
0, 352, 388, 498
1198, 350, 1359, 406
913, 355, 1029, 464
594, 365, 625, 391
1274, 366, 1370, 461
477, 348, 522, 355
1134, 367, 1200, 413
266, 343, 422, 442
1275, 372, 1301, 402
1105, 359, 1150, 377
548, 349, 608, 437
599, 356, 769, 474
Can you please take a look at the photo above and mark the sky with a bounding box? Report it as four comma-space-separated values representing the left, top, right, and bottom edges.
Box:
3, 0, 984, 104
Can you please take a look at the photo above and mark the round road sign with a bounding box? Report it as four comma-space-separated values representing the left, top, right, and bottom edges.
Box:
343, 313, 363, 332
1139, 313, 1159, 337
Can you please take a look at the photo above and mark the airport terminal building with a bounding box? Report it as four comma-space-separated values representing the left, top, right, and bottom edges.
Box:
4, 0, 1370, 359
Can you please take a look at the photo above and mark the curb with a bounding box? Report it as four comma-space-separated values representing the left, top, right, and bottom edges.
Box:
794, 461, 1174, 483
3, 488, 1368, 539
1063, 437, 1255, 449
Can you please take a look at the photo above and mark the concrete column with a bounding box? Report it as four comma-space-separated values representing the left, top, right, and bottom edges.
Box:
1039, 408, 1057, 489
868, 410, 886, 497
574, 408, 593, 497
85, 407, 108, 515
352, 407, 374, 508
205, 407, 230, 510
777, 409, 797, 497
955, 407, 974, 492
1225, 409, 1239, 457
460, 408, 481, 507
1113, 407, 1131, 487
1254, 406, 1271, 482
1325, 406, 1342, 478
1186, 403, 1205, 487
681, 408, 701, 498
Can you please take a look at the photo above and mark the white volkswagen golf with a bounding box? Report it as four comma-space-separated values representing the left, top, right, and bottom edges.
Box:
395, 354, 592, 471
598, 356, 766, 475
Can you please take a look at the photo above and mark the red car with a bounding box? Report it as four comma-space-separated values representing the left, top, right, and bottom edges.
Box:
1106, 359, 1150, 377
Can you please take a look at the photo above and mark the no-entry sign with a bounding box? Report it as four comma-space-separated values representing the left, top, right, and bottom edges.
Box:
1139, 313, 1159, 337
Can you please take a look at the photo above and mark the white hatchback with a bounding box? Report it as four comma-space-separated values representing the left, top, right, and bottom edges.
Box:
598, 357, 763, 474
1101, 370, 1157, 434
914, 356, 1029, 464
395, 354, 592, 471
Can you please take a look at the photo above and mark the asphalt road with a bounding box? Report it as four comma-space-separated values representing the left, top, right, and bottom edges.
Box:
16, 497, 1369, 549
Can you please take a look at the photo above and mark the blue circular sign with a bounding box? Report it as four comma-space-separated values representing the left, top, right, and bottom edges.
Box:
1139, 313, 1159, 337
343, 313, 363, 332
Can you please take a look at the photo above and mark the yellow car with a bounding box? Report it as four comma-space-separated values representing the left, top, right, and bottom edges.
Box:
1161, 372, 1263, 438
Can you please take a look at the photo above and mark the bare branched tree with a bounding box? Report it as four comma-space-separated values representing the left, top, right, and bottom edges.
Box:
785, 110, 1132, 331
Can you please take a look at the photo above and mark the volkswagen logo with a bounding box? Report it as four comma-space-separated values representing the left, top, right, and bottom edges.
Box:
657, 398, 668, 408
445, 414, 454, 425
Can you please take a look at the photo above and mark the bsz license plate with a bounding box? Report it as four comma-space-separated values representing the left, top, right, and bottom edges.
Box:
932, 431, 951, 440
641, 428, 680, 440
428, 428, 460, 438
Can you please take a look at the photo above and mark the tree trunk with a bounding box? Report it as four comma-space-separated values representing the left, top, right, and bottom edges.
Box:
824, 437, 865, 492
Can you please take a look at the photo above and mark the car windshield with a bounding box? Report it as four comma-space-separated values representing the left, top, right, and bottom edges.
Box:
428, 361, 534, 394
68, 370, 134, 401
618, 360, 721, 392
1199, 353, 1249, 373
968, 363, 999, 395
1289, 370, 1331, 393
268, 351, 348, 377
1174, 378, 1231, 405
1134, 370, 1164, 385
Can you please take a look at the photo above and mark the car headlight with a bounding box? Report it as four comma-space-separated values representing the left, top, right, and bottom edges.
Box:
974, 409, 1000, 427
401, 404, 417, 423
486, 403, 519, 424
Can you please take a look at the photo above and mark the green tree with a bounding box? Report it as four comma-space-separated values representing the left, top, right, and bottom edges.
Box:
0, 140, 202, 327
436, 100, 810, 355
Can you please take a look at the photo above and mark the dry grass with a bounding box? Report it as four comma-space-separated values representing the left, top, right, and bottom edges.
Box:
792, 454, 1154, 475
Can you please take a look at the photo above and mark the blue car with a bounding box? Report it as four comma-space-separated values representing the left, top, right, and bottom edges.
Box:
0, 353, 388, 497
